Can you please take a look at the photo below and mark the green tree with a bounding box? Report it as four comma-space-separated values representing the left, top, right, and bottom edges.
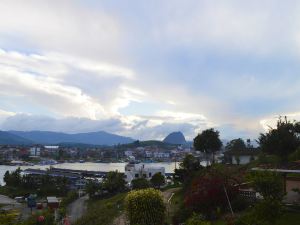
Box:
174, 154, 203, 184
186, 214, 211, 225
194, 128, 222, 164
248, 171, 284, 201
125, 188, 166, 225
150, 172, 165, 189
103, 171, 126, 194
225, 138, 246, 151
86, 180, 101, 198
131, 178, 150, 190
258, 117, 300, 162
288, 146, 300, 161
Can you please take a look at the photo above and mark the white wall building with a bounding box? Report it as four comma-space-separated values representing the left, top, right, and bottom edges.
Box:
124, 163, 165, 183
30, 147, 40, 156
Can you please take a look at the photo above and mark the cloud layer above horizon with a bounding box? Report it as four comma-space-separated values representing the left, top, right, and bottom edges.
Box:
1, 0, 300, 140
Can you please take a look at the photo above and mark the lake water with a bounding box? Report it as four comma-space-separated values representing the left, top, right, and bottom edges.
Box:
0, 162, 179, 185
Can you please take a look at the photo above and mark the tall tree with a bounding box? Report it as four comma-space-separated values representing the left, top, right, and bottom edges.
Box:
258, 117, 300, 162
225, 138, 246, 152
194, 128, 222, 164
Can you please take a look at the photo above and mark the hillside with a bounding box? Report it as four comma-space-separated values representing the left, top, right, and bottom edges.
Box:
163, 132, 186, 145
0, 131, 33, 145
9, 131, 135, 146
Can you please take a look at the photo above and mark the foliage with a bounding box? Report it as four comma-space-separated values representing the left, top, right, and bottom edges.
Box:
225, 138, 246, 152
258, 117, 300, 162
184, 174, 238, 218
3, 168, 69, 197
59, 190, 78, 216
103, 171, 126, 194
236, 199, 282, 225
85, 180, 101, 197
193, 128, 222, 163
288, 146, 300, 161
186, 213, 211, 225
0, 210, 19, 225
19, 209, 54, 225
150, 172, 165, 189
174, 154, 203, 184
125, 188, 166, 225
248, 171, 284, 201
75, 193, 125, 225
131, 178, 150, 190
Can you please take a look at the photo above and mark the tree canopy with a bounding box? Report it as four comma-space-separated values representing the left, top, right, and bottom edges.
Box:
150, 172, 165, 189
258, 117, 300, 161
194, 128, 222, 163
225, 138, 246, 152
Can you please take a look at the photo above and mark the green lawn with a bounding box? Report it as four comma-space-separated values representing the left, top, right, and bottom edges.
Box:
74, 193, 126, 225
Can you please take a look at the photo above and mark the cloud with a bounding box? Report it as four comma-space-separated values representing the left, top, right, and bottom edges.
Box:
2, 1, 300, 140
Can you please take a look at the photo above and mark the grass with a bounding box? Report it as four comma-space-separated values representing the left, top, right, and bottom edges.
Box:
275, 212, 300, 225
74, 193, 126, 225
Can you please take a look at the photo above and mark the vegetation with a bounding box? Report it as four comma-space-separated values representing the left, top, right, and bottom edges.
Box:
3, 168, 69, 197
75, 193, 126, 225
150, 172, 165, 189
194, 128, 222, 164
225, 138, 246, 152
102, 171, 126, 194
125, 188, 166, 225
174, 154, 203, 185
258, 117, 300, 162
131, 177, 150, 190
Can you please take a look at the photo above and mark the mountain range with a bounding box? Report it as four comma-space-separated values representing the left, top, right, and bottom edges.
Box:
0, 130, 135, 146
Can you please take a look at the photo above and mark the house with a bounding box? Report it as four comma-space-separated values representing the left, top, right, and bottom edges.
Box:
224, 148, 260, 165
30, 147, 41, 157
124, 162, 165, 183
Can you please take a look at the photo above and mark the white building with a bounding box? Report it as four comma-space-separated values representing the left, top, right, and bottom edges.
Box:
30, 147, 40, 156
124, 163, 165, 183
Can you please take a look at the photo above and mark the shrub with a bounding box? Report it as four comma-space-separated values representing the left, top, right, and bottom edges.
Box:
184, 175, 238, 218
131, 178, 150, 190
125, 188, 166, 225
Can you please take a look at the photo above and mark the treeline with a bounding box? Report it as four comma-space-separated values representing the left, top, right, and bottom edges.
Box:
3, 168, 69, 197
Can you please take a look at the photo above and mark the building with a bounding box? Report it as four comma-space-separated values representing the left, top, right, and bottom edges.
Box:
224, 148, 260, 165
30, 147, 41, 157
124, 162, 165, 183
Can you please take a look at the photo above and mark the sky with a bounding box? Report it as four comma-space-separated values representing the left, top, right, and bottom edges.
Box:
1, 0, 300, 141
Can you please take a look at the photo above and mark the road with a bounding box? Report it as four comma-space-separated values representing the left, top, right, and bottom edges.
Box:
67, 194, 88, 224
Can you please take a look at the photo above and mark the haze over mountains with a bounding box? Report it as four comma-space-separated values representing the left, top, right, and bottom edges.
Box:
0, 130, 192, 146
0, 130, 135, 146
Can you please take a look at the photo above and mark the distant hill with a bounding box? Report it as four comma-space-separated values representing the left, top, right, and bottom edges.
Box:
0, 131, 33, 145
9, 131, 135, 146
120, 140, 177, 149
163, 131, 186, 145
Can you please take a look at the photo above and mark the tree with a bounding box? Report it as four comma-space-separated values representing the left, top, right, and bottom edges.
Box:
131, 178, 150, 190
258, 117, 300, 162
174, 154, 203, 184
225, 138, 246, 152
184, 174, 238, 218
194, 128, 222, 164
150, 172, 165, 189
103, 171, 126, 194
86, 180, 101, 198
125, 188, 166, 225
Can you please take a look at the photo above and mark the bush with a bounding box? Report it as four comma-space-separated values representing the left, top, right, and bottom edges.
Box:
131, 178, 150, 190
125, 188, 166, 225
186, 213, 211, 225
184, 175, 238, 218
